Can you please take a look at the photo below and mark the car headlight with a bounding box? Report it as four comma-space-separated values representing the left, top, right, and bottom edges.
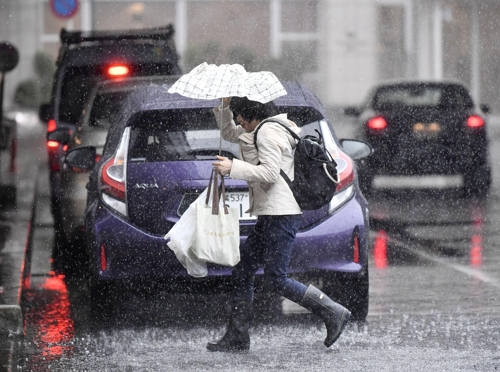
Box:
328, 185, 354, 213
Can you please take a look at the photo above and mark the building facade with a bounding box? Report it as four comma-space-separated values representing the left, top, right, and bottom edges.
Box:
1, 0, 499, 111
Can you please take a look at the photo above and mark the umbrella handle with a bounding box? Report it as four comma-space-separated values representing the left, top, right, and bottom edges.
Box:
219, 99, 223, 157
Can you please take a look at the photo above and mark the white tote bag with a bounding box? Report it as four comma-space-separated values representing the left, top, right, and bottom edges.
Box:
164, 189, 209, 278
191, 169, 240, 267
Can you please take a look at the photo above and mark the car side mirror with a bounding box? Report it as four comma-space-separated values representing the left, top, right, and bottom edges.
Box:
65, 146, 96, 173
39, 103, 52, 123
46, 128, 70, 145
340, 139, 372, 160
480, 104, 491, 114
344, 106, 361, 117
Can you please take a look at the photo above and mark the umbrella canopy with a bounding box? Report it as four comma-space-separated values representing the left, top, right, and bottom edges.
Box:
167, 62, 287, 103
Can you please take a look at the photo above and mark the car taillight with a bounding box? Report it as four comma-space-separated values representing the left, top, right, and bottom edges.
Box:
107, 64, 130, 78
367, 116, 388, 130
335, 151, 355, 191
328, 151, 355, 213
318, 120, 356, 213
101, 157, 126, 198
47, 119, 57, 132
100, 157, 127, 216
47, 140, 64, 172
466, 115, 484, 128
99, 127, 130, 216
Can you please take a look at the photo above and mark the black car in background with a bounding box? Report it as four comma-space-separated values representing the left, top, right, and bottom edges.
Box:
345, 81, 491, 196
38, 25, 182, 226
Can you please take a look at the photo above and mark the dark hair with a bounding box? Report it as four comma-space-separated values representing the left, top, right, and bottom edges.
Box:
229, 96, 278, 122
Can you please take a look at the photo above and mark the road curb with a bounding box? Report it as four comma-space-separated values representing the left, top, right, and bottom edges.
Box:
0, 113, 44, 371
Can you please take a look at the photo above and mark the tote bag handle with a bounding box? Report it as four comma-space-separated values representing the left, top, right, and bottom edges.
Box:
205, 167, 229, 216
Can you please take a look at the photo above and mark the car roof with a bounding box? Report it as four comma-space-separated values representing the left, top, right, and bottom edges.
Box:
102, 80, 329, 160
117, 79, 326, 121
60, 42, 179, 67
372, 80, 471, 90
94, 75, 181, 94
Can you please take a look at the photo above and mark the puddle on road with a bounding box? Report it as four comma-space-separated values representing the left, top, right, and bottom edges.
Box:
367, 188, 487, 268
21, 274, 75, 369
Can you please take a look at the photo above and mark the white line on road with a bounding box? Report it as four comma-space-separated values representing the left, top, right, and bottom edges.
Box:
387, 235, 500, 289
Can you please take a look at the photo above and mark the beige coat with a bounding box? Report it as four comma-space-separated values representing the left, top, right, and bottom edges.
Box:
214, 105, 302, 216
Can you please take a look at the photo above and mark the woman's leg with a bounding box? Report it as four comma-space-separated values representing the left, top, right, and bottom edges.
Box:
261, 215, 308, 303
231, 216, 267, 304
207, 217, 267, 352
261, 214, 351, 348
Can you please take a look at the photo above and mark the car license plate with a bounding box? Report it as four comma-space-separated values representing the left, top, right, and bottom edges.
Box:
225, 192, 256, 220
413, 122, 441, 139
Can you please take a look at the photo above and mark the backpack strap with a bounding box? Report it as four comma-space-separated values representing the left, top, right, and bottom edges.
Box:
253, 118, 300, 153
253, 118, 298, 188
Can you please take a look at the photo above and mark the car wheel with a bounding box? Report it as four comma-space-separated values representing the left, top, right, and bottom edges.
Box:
323, 267, 369, 321
51, 223, 68, 275
88, 273, 114, 323
63, 227, 89, 280
463, 164, 491, 197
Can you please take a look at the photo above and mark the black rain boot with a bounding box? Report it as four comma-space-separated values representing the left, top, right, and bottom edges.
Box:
207, 301, 253, 352
299, 285, 351, 347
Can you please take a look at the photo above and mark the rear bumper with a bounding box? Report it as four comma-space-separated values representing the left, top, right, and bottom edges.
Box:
87, 193, 368, 282
365, 140, 488, 175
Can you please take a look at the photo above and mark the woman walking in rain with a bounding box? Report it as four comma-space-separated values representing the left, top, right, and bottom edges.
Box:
207, 96, 351, 352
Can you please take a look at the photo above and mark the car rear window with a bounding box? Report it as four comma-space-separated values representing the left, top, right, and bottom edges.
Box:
88, 91, 130, 129
126, 108, 326, 163
60, 66, 101, 124
372, 84, 474, 110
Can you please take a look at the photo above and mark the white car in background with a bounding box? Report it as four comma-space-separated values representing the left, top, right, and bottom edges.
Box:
50, 76, 179, 274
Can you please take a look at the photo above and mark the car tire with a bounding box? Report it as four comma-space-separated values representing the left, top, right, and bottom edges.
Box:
64, 227, 89, 280
88, 274, 114, 324
463, 164, 491, 197
323, 267, 369, 321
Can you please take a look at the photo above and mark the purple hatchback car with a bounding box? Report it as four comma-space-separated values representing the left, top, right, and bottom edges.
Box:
65, 80, 372, 320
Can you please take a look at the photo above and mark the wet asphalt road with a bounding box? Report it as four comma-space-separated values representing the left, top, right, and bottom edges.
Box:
15, 115, 500, 371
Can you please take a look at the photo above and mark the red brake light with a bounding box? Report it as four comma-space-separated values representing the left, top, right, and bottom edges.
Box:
101, 157, 125, 200
336, 151, 355, 192
353, 234, 360, 264
47, 119, 56, 132
367, 116, 388, 130
466, 115, 484, 128
107, 64, 130, 78
373, 230, 388, 269
47, 140, 60, 148
100, 244, 107, 271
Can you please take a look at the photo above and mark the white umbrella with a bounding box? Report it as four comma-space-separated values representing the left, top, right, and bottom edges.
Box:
168, 62, 287, 155
167, 62, 287, 103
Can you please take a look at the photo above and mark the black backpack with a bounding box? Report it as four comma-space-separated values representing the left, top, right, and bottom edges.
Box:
254, 118, 339, 210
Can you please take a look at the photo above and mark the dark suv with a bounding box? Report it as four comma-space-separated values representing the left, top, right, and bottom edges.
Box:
39, 24, 182, 228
